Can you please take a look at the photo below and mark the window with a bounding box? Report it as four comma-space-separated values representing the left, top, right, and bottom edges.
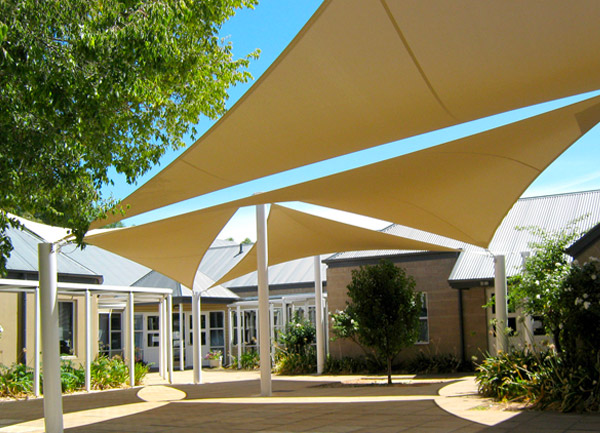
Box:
189, 314, 206, 345
59, 301, 75, 356
417, 293, 429, 344
244, 310, 257, 346
147, 315, 160, 347
98, 311, 123, 357
209, 311, 225, 352
134, 314, 144, 361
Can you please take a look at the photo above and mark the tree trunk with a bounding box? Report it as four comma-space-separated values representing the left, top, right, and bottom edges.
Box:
387, 357, 392, 385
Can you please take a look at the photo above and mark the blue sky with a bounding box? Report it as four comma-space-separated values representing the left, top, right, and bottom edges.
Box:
101, 0, 600, 242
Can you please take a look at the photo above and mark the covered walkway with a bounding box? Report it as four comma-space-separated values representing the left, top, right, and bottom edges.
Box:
2, 370, 599, 432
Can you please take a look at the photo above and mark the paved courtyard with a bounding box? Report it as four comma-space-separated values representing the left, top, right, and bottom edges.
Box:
1, 370, 599, 432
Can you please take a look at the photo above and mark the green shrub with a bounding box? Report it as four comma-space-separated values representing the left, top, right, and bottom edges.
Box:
279, 313, 316, 357
236, 350, 259, 370
406, 352, 465, 375
0, 363, 33, 398
476, 349, 544, 402
60, 359, 85, 393
275, 351, 316, 375
476, 349, 600, 412
91, 355, 129, 390
324, 355, 370, 374
134, 362, 150, 386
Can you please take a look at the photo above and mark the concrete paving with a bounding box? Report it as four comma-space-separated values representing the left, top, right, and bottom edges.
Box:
0, 370, 599, 432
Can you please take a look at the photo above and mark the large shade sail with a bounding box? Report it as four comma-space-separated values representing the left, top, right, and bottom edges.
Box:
213, 205, 457, 287
92, 0, 600, 228
85, 204, 238, 288
221, 95, 600, 248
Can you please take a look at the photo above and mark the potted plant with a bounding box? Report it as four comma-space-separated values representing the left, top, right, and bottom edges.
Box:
205, 350, 222, 368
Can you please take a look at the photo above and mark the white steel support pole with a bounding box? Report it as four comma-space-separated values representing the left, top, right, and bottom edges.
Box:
179, 303, 184, 371
269, 303, 275, 361
314, 256, 325, 375
256, 204, 272, 396
34, 287, 40, 397
85, 290, 92, 392
167, 295, 173, 384
39, 242, 64, 433
236, 305, 242, 369
178, 303, 184, 371
158, 299, 164, 379
494, 255, 509, 354
192, 292, 202, 384
128, 292, 135, 387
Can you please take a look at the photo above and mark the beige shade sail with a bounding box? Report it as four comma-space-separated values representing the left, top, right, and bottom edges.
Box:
232, 94, 600, 248
92, 0, 600, 228
213, 204, 457, 287
84, 204, 238, 288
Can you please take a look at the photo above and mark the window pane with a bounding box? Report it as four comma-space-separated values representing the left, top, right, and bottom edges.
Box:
201, 315, 206, 329
99, 314, 109, 348
111, 312, 122, 331
134, 331, 143, 349
210, 329, 224, 347
201, 332, 206, 346
418, 318, 429, 343
148, 333, 159, 347
58, 302, 74, 355
210, 312, 224, 328
134, 314, 143, 331
111, 331, 122, 350
148, 316, 159, 331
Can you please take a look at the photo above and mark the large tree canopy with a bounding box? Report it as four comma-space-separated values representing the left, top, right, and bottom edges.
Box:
0, 0, 258, 269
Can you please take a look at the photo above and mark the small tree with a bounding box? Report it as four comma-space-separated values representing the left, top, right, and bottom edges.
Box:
509, 220, 585, 353
344, 259, 421, 384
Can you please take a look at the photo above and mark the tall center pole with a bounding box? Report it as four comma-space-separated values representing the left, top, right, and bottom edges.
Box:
314, 256, 325, 374
256, 204, 271, 396
39, 242, 64, 433
494, 255, 509, 354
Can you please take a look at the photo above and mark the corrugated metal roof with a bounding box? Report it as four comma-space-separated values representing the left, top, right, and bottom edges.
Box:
198, 242, 253, 282
327, 190, 600, 283
224, 255, 327, 289
132, 269, 239, 300
7, 225, 99, 277
62, 244, 151, 286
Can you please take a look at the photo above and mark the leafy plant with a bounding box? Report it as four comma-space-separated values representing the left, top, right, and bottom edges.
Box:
324, 356, 370, 375
60, 359, 85, 393
406, 352, 464, 375
134, 362, 150, 386
343, 259, 422, 384
0, 363, 33, 398
91, 355, 129, 390
238, 350, 260, 370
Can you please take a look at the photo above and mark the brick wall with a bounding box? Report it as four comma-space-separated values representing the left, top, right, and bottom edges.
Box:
325, 252, 488, 363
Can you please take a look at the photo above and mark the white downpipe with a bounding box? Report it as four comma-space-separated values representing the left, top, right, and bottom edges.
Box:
167, 295, 173, 384
85, 290, 92, 392
192, 292, 202, 384
256, 204, 272, 397
314, 256, 325, 375
34, 287, 40, 397
494, 255, 509, 354
179, 303, 184, 371
128, 291, 135, 387
39, 242, 64, 433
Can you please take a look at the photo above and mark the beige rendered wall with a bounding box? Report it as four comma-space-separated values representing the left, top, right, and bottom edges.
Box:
574, 243, 600, 264
0, 292, 19, 365
327, 253, 485, 363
